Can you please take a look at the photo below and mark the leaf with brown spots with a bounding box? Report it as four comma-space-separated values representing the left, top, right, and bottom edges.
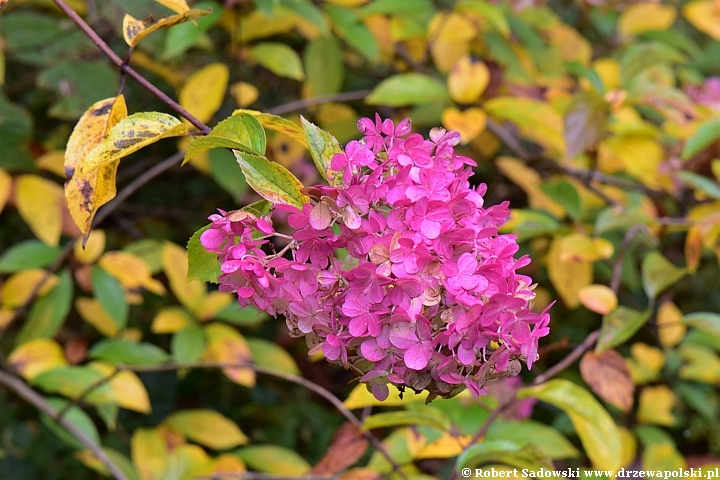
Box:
310, 423, 369, 475
64, 96, 127, 240
579, 349, 634, 412
122, 9, 210, 48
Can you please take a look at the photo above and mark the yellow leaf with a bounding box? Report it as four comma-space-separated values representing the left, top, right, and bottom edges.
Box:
75, 297, 119, 337
684, 1, 720, 39
546, 24, 592, 66
270, 132, 306, 169
161, 242, 206, 314
155, 0, 189, 14
685, 224, 703, 274
197, 454, 246, 480
151, 307, 194, 333
123, 9, 211, 48
64, 96, 128, 238
598, 136, 666, 189
415, 432, 472, 459
35, 151, 66, 177
547, 237, 593, 309
129, 51, 184, 89
73, 229, 106, 264
9, 338, 68, 380
558, 233, 603, 262
631, 342, 666, 373
15, 175, 64, 246
324, 0, 367, 6
678, 344, 720, 384
447, 56, 489, 104
99, 251, 166, 295
343, 383, 428, 409
197, 291, 233, 321
428, 12, 476, 73
88, 361, 151, 414
131, 428, 169, 480
204, 323, 255, 387
496, 157, 565, 218
593, 58, 621, 91
618, 427, 637, 469
0, 307, 14, 329
637, 385, 676, 426
578, 284, 618, 315
180, 63, 229, 125
164, 409, 249, 450
0, 167, 10, 215
1, 269, 59, 308
656, 301, 686, 348
441, 107, 487, 145
618, 3, 676, 37
231, 82, 259, 108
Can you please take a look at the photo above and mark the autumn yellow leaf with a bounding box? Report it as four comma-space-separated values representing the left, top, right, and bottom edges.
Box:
1, 269, 59, 308
593, 58, 621, 91
637, 385, 676, 426
73, 230, 106, 264
9, 338, 68, 380
15, 175, 64, 246
441, 107, 487, 145
89, 361, 151, 414
155, 0, 189, 14
131, 428, 169, 480
496, 157, 565, 218
231, 82, 259, 108
415, 432, 472, 459
161, 242, 206, 314
203, 323, 255, 387
447, 56, 489, 104
631, 342, 666, 372
546, 24, 592, 66
164, 409, 249, 450
197, 291, 233, 321
99, 251, 166, 295
618, 3, 676, 37
0, 167, 10, 215
547, 236, 593, 309
122, 14, 146, 47
578, 284, 618, 315
180, 63, 229, 125
75, 297, 120, 337
656, 301, 686, 348
151, 307, 194, 334
428, 12, 476, 73
35, 151, 66, 177
196, 454, 246, 480
123, 9, 210, 48
683, 0, 720, 40
64, 96, 128, 239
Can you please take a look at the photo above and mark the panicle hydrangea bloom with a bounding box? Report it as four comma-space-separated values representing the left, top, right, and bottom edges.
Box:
200, 115, 552, 401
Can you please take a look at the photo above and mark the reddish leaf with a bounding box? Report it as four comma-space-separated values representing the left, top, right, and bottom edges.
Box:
310, 423, 369, 475
579, 350, 634, 412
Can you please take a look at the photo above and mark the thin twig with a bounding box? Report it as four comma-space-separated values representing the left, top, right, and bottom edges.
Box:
267, 90, 372, 116
54, 369, 121, 421
51, 0, 211, 134
0, 370, 130, 480
531, 330, 600, 386
610, 225, 644, 294
119, 362, 408, 480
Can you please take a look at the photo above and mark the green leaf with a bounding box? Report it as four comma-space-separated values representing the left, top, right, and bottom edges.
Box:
251, 42, 304, 81
683, 312, 720, 339
455, 0, 510, 37
234, 445, 310, 475
0, 240, 62, 273
234, 151, 309, 208
620, 42, 687, 84
33, 366, 116, 405
678, 171, 720, 200
16, 270, 73, 344
456, 440, 554, 472
362, 408, 451, 432
41, 397, 101, 450
279, 0, 328, 35
184, 113, 266, 165
539, 180, 581, 221
517, 379, 622, 471
91, 266, 128, 330
186, 224, 221, 283
247, 338, 299, 375
209, 148, 249, 202
366, 73, 450, 107
642, 443, 686, 471
596, 307, 651, 352
304, 36, 344, 96
681, 119, 720, 160
234, 111, 308, 147
80, 448, 141, 480
485, 420, 580, 460
501, 210, 560, 243
300, 116, 343, 185
641, 251, 686, 299
172, 325, 205, 364
324, 5, 380, 62
215, 304, 269, 326
90, 339, 170, 366
359, 0, 434, 16
0, 92, 33, 170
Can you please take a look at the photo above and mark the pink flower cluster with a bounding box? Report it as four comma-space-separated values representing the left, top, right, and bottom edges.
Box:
201, 115, 551, 401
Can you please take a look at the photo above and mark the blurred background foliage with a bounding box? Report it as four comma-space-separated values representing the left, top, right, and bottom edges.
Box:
1, 0, 720, 478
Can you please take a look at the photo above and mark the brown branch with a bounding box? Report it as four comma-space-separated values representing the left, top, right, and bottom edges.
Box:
0, 370, 130, 480
51, 0, 211, 134
266, 90, 372, 116
119, 362, 408, 480
610, 224, 644, 294
54, 369, 120, 421
531, 330, 600, 386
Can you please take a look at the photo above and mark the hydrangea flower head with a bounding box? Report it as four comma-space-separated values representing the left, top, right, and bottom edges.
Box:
200, 116, 551, 401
